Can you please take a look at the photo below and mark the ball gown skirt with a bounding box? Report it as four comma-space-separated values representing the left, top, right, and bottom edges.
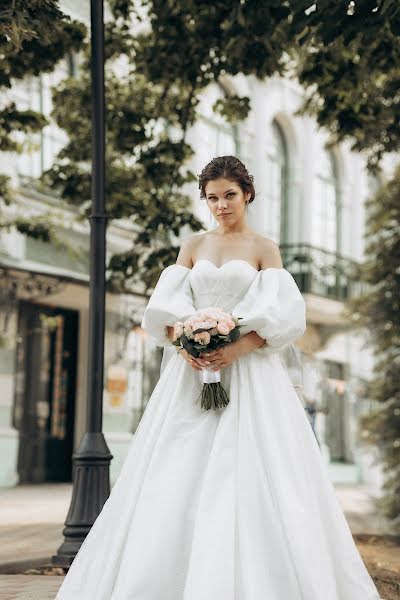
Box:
55, 260, 381, 600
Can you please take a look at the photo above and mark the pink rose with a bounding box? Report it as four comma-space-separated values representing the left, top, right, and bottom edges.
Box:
194, 331, 211, 345
192, 319, 215, 332
217, 322, 230, 335
208, 311, 224, 321
201, 319, 218, 329
173, 322, 184, 341
184, 322, 193, 336
226, 319, 236, 331
195, 311, 209, 321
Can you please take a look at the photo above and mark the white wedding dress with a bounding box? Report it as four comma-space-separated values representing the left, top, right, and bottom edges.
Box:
56, 260, 381, 600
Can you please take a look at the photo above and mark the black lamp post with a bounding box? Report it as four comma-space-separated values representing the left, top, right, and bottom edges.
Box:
53, 0, 113, 567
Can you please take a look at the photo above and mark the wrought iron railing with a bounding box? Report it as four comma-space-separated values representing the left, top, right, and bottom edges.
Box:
280, 244, 362, 301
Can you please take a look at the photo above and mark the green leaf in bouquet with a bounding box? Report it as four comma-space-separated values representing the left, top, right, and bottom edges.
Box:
208, 337, 220, 349
229, 328, 241, 342
182, 338, 200, 358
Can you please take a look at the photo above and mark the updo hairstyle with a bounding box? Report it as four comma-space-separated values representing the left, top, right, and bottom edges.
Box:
198, 155, 256, 204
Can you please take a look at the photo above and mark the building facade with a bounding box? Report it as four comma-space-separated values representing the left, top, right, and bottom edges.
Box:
0, 2, 392, 492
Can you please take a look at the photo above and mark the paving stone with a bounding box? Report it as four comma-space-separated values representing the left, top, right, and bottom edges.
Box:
0, 575, 64, 600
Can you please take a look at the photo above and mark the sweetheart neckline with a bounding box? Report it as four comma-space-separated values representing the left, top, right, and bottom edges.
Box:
170, 260, 285, 274
192, 258, 260, 273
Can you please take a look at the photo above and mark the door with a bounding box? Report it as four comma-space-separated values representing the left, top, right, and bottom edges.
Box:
13, 301, 78, 483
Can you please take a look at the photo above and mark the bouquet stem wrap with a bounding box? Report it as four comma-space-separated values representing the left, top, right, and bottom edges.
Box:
196, 368, 230, 410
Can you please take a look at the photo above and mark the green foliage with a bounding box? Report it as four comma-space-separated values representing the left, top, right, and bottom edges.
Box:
44, 1, 303, 290
0, 103, 47, 153
137, 0, 292, 85
348, 167, 400, 526
44, 60, 205, 291
291, 0, 400, 168
132, 1, 400, 170
0, 174, 14, 206
213, 96, 251, 124
0, 0, 86, 240
24, 0, 400, 290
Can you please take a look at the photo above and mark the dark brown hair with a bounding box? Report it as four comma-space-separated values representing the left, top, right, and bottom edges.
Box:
198, 155, 256, 203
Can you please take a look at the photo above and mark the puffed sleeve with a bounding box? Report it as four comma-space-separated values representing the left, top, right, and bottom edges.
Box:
141, 264, 196, 347
231, 267, 306, 352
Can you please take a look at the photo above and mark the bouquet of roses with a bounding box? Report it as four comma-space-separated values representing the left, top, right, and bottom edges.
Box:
171, 307, 243, 411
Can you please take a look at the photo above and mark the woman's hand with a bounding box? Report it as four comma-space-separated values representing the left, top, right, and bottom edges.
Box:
200, 332, 267, 371
178, 348, 212, 371
200, 341, 243, 372
170, 327, 267, 371
166, 327, 210, 370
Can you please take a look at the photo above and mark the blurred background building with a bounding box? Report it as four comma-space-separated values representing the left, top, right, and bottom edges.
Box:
0, 0, 392, 493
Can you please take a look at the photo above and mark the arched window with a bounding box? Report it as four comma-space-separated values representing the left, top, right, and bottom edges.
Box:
312, 149, 340, 253
265, 120, 288, 243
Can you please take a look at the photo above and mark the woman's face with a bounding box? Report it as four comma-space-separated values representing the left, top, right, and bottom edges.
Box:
204, 178, 250, 225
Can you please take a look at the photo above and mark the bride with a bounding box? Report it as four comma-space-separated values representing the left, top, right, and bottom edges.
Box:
56, 156, 381, 599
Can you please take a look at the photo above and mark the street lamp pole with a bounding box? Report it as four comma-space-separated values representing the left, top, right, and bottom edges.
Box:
53, 0, 112, 567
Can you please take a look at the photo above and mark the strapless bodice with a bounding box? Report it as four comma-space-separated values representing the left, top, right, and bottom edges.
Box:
189, 259, 258, 311
141, 259, 306, 350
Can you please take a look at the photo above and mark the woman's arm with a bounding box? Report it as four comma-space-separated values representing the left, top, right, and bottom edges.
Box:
259, 237, 283, 269
232, 236, 282, 354
237, 331, 268, 355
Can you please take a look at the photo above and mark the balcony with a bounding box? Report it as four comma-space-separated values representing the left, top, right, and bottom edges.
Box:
281, 244, 362, 302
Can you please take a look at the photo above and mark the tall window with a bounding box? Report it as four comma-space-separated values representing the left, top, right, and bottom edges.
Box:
16, 55, 74, 180
265, 120, 288, 243
194, 84, 238, 168
191, 85, 238, 227
312, 149, 340, 253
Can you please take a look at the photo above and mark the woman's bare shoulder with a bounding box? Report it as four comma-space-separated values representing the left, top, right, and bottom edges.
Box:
255, 235, 283, 269
175, 232, 207, 268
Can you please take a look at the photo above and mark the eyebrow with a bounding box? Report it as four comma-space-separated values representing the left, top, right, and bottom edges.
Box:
207, 188, 236, 196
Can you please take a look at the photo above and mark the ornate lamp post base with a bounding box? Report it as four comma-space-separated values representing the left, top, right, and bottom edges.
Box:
52, 432, 113, 567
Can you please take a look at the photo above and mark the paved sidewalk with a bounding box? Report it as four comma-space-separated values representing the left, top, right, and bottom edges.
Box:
0, 575, 64, 600
335, 483, 387, 535
0, 484, 71, 570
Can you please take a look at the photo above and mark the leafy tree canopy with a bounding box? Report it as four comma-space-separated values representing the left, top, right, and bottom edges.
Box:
0, 0, 85, 220
6, 0, 400, 287
137, 0, 400, 169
